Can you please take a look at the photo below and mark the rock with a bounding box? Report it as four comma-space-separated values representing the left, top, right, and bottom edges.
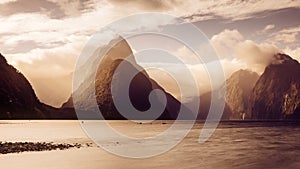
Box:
249, 53, 300, 119
225, 69, 259, 119
0, 142, 82, 154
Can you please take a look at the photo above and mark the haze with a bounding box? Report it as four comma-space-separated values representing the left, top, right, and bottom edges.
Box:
0, 0, 299, 107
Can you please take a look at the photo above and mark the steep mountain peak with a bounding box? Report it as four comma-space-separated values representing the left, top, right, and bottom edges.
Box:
250, 53, 300, 119
67, 36, 193, 120
271, 53, 299, 65
0, 53, 8, 64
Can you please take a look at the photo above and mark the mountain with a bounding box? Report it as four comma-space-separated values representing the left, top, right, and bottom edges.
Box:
61, 96, 73, 108
0, 53, 45, 119
187, 70, 258, 120
0, 53, 76, 119
225, 69, 259, 119
196, 91, 232, 120
63, 36, 194, 120
249, 53, 300, 119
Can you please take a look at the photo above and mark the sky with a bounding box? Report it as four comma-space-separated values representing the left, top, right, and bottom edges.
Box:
0, 0, 300, 107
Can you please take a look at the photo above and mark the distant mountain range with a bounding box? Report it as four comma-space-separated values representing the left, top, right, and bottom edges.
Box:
1, 40, 299, 120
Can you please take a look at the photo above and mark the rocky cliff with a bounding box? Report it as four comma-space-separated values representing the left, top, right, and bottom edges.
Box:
225, 70, 259, 119
249, 53, 300, 119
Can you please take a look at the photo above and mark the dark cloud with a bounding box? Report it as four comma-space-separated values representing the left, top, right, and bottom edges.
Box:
0, 0, 95, 19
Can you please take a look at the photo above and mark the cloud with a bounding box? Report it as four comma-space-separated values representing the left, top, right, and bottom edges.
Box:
109, 0, 182, 11
107, 0, 300, 22
275, 32, 298, 43
0, 0, 65, 19
273, 25, 300, 43
0, 0, 96, 19
263, 24, 275, 32
234, 40, 280, 72
148, 28, 283, 99
173, 46, 199, 64
143, 57, 247, 101
0, 0, 17, 4
4, 35, 87, 107
1, 0, 295, 23
0, 0, 299, 106
211, 29, 280, 73
211, 29, 244, 59
0, 0, 185, 106
141, 62, 215, 101
182, 0, 300, 22
283, 47, 300, 62
48, 0, 95, 18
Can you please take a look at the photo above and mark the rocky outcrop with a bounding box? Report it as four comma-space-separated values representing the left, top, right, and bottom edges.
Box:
225, 70, 259, 119
0, 142, 83, 154
249, 53, 300, 119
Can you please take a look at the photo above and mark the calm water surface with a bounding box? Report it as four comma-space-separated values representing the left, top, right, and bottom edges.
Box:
0, 120, 299, 169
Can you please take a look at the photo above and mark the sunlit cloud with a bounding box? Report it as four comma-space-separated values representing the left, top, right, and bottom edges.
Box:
0, 0, 299, 106
182, 0, 300, 22
211, 29, 244, 59
284, 47, 300, 62
273, 25, 300, 43
263, 24, 275, 32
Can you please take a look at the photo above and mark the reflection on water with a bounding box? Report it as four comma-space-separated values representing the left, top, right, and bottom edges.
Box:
0, 120, 300, 169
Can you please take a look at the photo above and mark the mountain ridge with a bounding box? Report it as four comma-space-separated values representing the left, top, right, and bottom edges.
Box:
2, 49, 300, 120
64, 36, 195, 120
249, 53, 300, 119
225, 69, 259, 119
0, 53, 76, 119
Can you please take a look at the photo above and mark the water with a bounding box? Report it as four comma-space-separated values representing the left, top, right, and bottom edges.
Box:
0, 120, 300, 169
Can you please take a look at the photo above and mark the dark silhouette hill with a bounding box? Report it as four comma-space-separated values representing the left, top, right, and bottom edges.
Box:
0, 53, 76, 119
0, 53, 45, 119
